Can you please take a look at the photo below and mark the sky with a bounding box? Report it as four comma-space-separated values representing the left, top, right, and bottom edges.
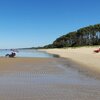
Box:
0, 0, 100, 49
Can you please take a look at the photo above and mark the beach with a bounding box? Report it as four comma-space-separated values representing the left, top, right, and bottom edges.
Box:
40, 47, 100, 74
0, 57, 100, 100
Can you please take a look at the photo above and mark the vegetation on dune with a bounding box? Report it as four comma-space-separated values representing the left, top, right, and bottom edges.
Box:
43, 24, 100, 48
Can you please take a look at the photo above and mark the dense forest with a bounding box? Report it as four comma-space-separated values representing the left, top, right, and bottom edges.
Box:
43, 24, 100, 48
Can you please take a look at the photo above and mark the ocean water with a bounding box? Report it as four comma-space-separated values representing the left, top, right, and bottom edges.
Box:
0, 49, 54, 58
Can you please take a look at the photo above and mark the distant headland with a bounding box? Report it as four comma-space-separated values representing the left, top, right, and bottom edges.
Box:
41, 24, 100, 48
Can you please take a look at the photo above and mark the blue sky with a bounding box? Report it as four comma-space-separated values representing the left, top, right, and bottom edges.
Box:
0, 0, 100, 48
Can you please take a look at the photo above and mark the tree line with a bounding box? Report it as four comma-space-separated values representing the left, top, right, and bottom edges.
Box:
43, 24, 100, 48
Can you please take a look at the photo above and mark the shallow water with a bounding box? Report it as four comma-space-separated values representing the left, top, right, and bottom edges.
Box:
0, 49, 54, 58
0, 58, 100, 100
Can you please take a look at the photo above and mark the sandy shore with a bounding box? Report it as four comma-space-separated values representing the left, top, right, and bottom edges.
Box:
39, 47, 100, 74
0, 57, 100, 100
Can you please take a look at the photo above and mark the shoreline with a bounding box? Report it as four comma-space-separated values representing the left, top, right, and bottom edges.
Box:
0, 51, 100, 79
39, 47, 100, 76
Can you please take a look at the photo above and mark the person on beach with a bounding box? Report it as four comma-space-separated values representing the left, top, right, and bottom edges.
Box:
94, 48, 100, 53
5, 52, 16, 57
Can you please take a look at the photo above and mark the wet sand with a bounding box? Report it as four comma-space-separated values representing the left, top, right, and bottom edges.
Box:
0, 57, 100, 100
40, 47, 100, 74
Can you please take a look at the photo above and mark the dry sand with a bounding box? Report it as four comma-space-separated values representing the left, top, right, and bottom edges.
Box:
40, 47, 100, 74
0, 57, 100, 100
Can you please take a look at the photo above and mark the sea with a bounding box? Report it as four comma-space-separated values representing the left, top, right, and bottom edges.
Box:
0, 49, 54, 58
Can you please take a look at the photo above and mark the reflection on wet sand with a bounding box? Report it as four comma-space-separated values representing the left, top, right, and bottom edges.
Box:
0, 58, 100, 100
